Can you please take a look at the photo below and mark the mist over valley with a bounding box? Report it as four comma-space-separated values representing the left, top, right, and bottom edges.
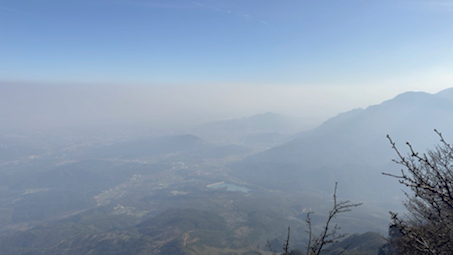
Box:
1, 86, 452, 254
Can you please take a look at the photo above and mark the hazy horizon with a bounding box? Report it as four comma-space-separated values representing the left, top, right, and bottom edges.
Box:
2, 0, 453, 130
1, 82, 452, 131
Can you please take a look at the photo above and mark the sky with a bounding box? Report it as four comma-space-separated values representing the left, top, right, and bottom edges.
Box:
1, 0, 453, 128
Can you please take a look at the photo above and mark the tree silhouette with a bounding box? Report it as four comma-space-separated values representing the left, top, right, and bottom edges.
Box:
384, 130, 453, 254
257, 183, 361, 255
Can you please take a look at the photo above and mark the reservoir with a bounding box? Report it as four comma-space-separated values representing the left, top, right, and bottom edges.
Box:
208, 182, 250, 192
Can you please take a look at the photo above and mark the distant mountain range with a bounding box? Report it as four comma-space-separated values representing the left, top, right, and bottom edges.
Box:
189, 112, 304, 149
232, 88, 453, 200
192, 112, 300, 134
245, 88, 453, 168
79, 134, 252, 161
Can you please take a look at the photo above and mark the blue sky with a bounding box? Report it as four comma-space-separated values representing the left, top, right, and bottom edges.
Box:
1, 0, 453, 126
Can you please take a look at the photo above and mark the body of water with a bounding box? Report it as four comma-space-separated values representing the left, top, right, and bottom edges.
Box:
208, 182, 250, 192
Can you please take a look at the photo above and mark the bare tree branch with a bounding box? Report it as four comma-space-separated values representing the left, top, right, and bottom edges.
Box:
383, 131, 453, 254
305, 182, 362, 255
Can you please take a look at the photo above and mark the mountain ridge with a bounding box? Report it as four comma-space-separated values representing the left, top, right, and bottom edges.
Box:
244, 88, 453, 168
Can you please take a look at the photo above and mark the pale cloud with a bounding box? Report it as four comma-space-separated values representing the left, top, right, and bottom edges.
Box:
185, 0, 269, 25
117, 0, 192, 9
405, 1, 453, 12
118, 0, 270, 25
0, 5, 32, 15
